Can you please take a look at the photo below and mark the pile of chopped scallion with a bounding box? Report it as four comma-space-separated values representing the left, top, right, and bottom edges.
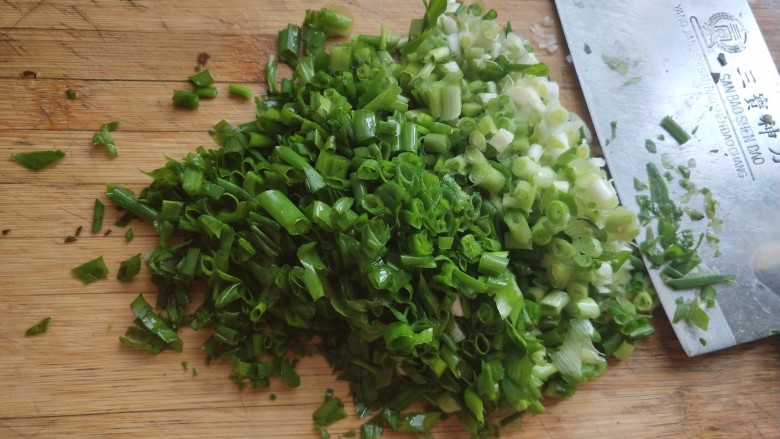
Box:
108, 1, 660, 437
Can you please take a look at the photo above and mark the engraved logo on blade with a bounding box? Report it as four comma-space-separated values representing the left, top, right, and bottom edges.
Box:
702, 12, 747, 53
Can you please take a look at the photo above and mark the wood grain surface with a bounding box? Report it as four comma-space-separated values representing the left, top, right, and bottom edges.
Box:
1, 1, 779, 438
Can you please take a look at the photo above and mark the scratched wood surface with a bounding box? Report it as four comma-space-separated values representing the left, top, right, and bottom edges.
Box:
1, 1, 779, 438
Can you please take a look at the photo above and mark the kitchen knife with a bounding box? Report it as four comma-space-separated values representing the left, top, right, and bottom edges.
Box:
554, 0, 780, 355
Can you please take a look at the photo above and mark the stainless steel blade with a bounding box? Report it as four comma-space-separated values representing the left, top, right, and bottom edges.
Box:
555, 0, 780, 355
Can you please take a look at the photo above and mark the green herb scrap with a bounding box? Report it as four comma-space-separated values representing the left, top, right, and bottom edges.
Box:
228, 84, 253, 99
313, 389, 348, 427
173, 90, 200, 109
92, 199, 105, 233
120, 294, 183, 352
92, 121, 119, 157
71, 256, 109, 284
107, 3, 660, 437
673, 297, 709, 331
660, 115, 690, 145
25, 317, 52, 336
173, 69, 219, 108
10, 150, 66, 171
117, 253, 142, 281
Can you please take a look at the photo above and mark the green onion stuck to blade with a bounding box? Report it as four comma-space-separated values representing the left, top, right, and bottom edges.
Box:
636, 160, 734, 333
106, 2, 665, 437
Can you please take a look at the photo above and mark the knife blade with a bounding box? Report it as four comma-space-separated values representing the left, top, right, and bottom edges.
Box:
554, 0, 780, 355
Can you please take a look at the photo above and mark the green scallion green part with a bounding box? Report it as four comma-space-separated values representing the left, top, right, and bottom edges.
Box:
584, 43, 592, 54
660, 115, 691, 145
25, 317, 51, 336
664, 272, 735, 290
127, 293, 183, 351
313, 389, 348, 426
91, 121, 119, 157
105, 184, 159, 223
124, 228, 134, 242
228, 84, 253, 99
195, 86, 218, 98
278, 24, 302, 67
91, 199, 105, 233
329, 45, 352, 73
172, 90, 199, 109
700, 284, 717, 309
256, 190, 311, 235
309, 8, 353, 36
10, 150, 65, 171
188, 69, 215, 88
66, 88, 78, 99
673, 297, 709, 331
117, 253, 142, 281
540, 290, 570, 316
266, 54, 279, 94
71, 256, 109, 284
469, 163, 506, 193
612, 341, 634, 360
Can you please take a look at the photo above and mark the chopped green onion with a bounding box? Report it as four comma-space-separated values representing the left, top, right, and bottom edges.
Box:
10, 150, 65, 171
308, 7, 353, 37
172, 90, 199, 109
278, 24, 302, 67
117, 253, 142, 281
71, 256, 109, 284
256, 190, 311, 235
91, 199, 105, 233
612, 341, 634, 360
195, 87, 218, 98
105, 184, 159, 223
673, 297, 709, 331
664, 272, 735, 290
127, 293, 183, 351
91, 121, 119, 157
102, 3, 662, 437
188, 69, 215, 88
66, 88, 78, 99
266, 54, 279, 94
228, 84, 253, 99
660, 115, 691, 145
700, 284, 717, 309
601, 54, 629, 75
25, 317, 51, 336
313, 389, 348, 426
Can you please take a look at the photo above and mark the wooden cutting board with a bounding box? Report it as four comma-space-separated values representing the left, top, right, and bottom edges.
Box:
1, 1, 778, 437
